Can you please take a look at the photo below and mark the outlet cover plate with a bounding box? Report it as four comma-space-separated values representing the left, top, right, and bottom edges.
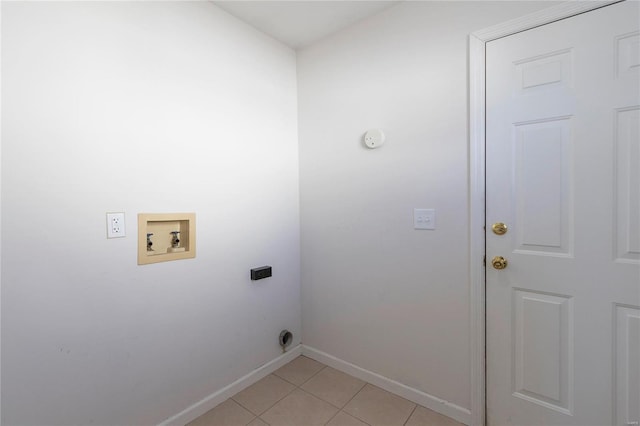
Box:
107, 212, 126, 238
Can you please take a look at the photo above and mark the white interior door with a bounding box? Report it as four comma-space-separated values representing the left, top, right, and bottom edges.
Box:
486, 2, 640, 425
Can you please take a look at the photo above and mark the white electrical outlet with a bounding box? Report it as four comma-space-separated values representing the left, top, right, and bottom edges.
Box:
107, 212, 126, 238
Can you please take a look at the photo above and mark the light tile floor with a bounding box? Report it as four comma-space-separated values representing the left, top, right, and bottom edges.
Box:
188, 356, 464, 426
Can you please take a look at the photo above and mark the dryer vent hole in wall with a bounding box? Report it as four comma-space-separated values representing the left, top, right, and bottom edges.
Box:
279, 330, 292, 353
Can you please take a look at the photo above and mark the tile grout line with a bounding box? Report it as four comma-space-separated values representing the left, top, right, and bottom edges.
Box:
293, 387, 342, 424
286, 359, 373, 426
323, 409, 341, 426
193, 355, 461, 426
254, 357, 327, 425
227, 356, 435, 426
300, 362, 328, 386
323, 407, 374, 426
274, 359, 327, 387
231, 374, 297, 419
403, 403, 419, 426
312, 376, 374, 426
339, 380, 368, 412
297, 368, 361, 410
333, 381, 371, 425
255, 414, 270, 426
247, 415, 257, 426
341, 382, 419, 426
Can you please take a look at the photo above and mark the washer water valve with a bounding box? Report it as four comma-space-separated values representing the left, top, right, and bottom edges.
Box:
170, 231, 180, 247
146, 233, 154, 252
167, 231, 185, 253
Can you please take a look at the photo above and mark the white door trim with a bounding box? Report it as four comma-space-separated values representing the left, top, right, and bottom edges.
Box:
468, 2, 621, 425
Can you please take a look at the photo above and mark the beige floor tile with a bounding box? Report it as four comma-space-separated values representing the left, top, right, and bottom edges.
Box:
273, 355, 325, 385
232, 375, 295, 416
260, 389, 339, 426
405, 406, 464, 426
326, 411, 370, 426
187, 399, 255, 426
343, 384, 416, 426
247, 418, 269, 426
301, 367, 366, 408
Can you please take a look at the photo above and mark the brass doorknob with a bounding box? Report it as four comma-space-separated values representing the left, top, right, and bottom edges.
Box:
491, 256, 508, 270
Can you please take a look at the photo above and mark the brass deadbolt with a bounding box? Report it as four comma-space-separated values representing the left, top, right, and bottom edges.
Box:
492, 222, 508, 235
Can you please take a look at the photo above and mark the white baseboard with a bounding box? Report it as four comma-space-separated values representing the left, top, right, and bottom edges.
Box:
301, 345, 471, 426
159, 345, 302, 426
160, 344, 471, 426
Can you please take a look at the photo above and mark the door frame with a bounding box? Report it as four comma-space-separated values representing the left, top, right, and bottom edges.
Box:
468, 2, 621, 424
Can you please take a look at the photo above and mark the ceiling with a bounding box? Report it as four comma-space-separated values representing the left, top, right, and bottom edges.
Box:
211, 1, 402, 49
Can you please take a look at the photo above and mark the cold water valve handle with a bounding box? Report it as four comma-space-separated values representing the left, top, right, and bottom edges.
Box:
166, 231, 185, 254
170, 231, 180, 248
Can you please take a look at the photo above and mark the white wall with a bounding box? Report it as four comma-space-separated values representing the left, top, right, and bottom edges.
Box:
298, 1, 558, 413
1, 2, 300, 425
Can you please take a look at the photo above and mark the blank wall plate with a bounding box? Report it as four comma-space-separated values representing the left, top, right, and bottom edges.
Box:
414, 208, 436, 230
107, 212, 126, 238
